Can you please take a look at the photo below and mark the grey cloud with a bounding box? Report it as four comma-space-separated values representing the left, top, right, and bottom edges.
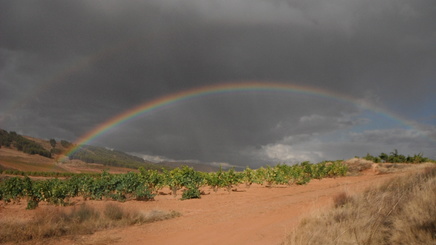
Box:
1, 0, 435, 166
350, 128, 436, 148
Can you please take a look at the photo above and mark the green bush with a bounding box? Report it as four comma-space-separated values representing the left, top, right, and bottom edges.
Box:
181, 188, 201, 200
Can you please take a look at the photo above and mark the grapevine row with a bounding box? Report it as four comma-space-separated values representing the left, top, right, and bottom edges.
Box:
0, 161, 347, 209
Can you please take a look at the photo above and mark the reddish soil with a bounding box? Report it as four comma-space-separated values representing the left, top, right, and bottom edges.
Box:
1, 168, 418, 245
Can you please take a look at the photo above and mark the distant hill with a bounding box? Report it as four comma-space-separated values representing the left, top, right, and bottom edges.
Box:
68, 145, 161, 170
0, 129, 52, 158
0, 129, 162, 173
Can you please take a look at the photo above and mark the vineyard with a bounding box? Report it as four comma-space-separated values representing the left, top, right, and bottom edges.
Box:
0, 161, 347, 209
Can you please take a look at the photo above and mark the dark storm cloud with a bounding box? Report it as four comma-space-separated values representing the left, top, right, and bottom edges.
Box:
1, 0, 435, 166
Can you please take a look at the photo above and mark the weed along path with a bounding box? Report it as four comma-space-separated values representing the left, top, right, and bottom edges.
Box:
58, 170, 414, 245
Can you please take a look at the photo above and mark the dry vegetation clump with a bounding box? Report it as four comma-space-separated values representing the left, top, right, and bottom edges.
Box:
332, 191, 354, 208
283, 164, 436, 245
343, 158, 418, 175
372, 162, 418, 175
343, 158, 374, 175
0, 203, 181, 244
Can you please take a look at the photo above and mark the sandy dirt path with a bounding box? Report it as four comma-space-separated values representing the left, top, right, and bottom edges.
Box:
56, 170, 411, 245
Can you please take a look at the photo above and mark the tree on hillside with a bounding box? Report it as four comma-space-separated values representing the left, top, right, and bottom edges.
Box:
387, 149, 406, 163
60, 140, 71, 148
390, 149, 399, 158
363, 153, 381, 163
379, 152, 388, 163
50, 139, 56, 148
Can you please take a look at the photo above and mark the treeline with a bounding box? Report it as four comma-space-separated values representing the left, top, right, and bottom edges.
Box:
360, 149, 433, 163
48, 139, 72, 154
0, 130, 51, 158
0, 161, 348, 209
68, 145, 161, 170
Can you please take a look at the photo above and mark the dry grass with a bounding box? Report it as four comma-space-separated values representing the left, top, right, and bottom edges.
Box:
332, 192, 354, 208
283, 164, 436, 245
0, 203, 181, 244
343, 157, 421, 176
343, 158, 374, 175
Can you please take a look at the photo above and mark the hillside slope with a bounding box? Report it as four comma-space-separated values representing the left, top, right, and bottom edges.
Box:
0, 129, 160, 173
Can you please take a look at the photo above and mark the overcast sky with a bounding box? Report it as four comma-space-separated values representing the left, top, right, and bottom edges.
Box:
1, 0, 435, 167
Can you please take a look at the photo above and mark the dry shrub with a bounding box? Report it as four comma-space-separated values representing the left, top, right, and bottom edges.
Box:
141, 209, 181, 223
0, 203, 181, 244
104, 203, 123, 221
332, 191, 353, 208
0, 205, 99, 243
376, 163, 417, 175
343, 158, 374, 175
70, 203, 100, 223
283, 165, 436, 245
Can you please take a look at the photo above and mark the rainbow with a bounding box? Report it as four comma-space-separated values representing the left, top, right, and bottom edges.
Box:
60, 81, 421, 160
